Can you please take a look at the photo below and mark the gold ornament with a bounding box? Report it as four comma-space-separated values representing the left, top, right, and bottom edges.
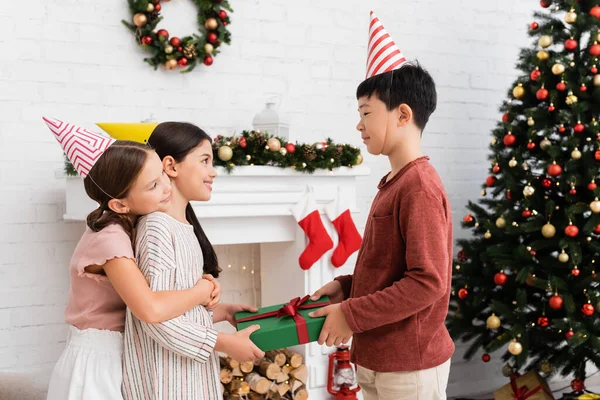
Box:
552, 63, 565, 75
484, 231, 492, 239
355, 154, 363, 165
133, 13, 148, 27
566, 91, 578, 105
204, 43, 214, 54
565, 9, 577, 24
146, 3, 154, 12
540, 360, 552, 374
539, 35, 553, 48
509, 158, 518, 168
591, 198, 600, 213
513, 83, 526, 99
165, 59, 178, 70
491, 137, 498, 145
594, 74, 600, 87
481, 189, 487, 196
496, 217, 507, 228
486, 314, 501, 329
523, 184, 535, 197
218, 145, 233, 161
205, 18, 219, 30
280, 148, 287, 156
559, 250, 569, 263
267, 137, 281, 152
542, 223, 556, 238
571, 147, 582, 159
597, 31, 600, 43
246, 155, 252, 161
527, 116, 535, 126
164, 45, 174, 54
537, 50, 550, 61
183, 44, 197, 59
508, 340, 523, 355
540, 138, 552, 150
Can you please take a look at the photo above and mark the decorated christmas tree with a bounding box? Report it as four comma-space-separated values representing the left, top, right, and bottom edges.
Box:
447, 1, 600, 390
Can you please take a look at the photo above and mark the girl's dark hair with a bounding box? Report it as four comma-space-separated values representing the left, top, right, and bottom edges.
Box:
148, 122, 221, 278
84, 140, 152, 241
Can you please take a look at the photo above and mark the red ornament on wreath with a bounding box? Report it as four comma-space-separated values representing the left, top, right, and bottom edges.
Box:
536, 87, 549, 100
204, 55, 213, 66
548, 162, 562, 176
549, 294, 563, 310
458, 288, 468, 299
219, 10, 227, 20
285, 143, 296, 154
537, 316, 549, 327
481, 354, 491, 363
157, 29, 169, 40
583, 303, 595, 316
494, 272, 507, 286
238, 137, 247, 148
178, 57, 188, 67
574, 122, 585, 133
486, 176, 496, 187
155, 3, 161, 11
591, 6, 600, 19
565, 224, 579, 237
565, 38, 578, 51
170, 37, 181, 47
207, 32, 218, 43
557, 81, 567, 91
141, 36, 153, 45
503, 133, 516, 146
571, 378, 585, 392
590, 43, 600, 57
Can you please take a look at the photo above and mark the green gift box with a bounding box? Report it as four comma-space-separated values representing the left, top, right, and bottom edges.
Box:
235, 295, 331, 352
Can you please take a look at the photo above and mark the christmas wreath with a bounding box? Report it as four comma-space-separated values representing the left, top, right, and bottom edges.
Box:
123, 0, 232, 73
64, 131, 363, 176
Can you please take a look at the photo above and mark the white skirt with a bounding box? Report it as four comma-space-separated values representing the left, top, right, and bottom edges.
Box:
46, 326, 123, 400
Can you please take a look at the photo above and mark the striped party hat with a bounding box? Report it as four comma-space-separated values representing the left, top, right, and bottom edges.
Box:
43, 117, 115, 178
366, 11, 408, 79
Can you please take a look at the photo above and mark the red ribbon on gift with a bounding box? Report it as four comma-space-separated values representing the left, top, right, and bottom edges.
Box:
236, 295, 330, 344
509, 374, 543, 400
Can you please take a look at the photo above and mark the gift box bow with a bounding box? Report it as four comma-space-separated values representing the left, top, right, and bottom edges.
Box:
236, 295, 331, 344
510, 373, 544, 400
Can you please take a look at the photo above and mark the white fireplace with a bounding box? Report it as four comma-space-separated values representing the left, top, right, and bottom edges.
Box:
62, 165, 370, 399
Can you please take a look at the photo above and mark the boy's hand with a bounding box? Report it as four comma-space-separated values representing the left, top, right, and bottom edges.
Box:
311, 280, 344, 304
202, 274, 221, 309
309, 304, 353, 347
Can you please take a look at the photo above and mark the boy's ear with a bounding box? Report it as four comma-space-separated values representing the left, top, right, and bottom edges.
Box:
396, 104, 413, 127
163, 156, 178, 178
107, 198, 130, 215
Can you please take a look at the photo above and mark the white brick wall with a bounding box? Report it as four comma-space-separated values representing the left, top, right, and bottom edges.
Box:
0, 0, 547, 396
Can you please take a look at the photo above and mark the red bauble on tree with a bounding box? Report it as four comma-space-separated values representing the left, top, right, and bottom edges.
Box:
540, 0, 551, 7
486, 176, 496, 187
591, 43, 600, 57
570, 187, 577, 195
583, 303, 595, 316
595, 150, 600, 161
548, 162, 562, 176
571, 378, 585, 392
592, 65, 599, 74
591, 6, 600, 19
503, 133, 516, 146
537, 316, 549, 327
530, 68, 541, 81
522, 209, 532, 218
530, 22, 539, 30
502, 113, 509, 122
527, 141, 536, 150
590, 181, 598, 191
574, 122, 585, 133
580, 84, 588, 92
548, 103, 555, 112
170, 37, 181, 47
481, 354, 491, 363
565, 38, 578, 51
594, 223, 600, 234
457, 250, 468, 262
565, 224, 579, 237
204, 55, 213, 66
557, 81, 567, 91
494, 272, 507, 285
559, 124, 566, 133
565, 329, 575, 339
458, 288, 468, 299
493, 164, 501, 174
542, 178, 552, 188
572, 267, 580, 276
536, 87, 549, 100
549, 294, 563, 310
463, 214, 474, 223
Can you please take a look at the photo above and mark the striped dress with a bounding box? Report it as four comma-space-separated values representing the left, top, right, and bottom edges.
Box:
122, 212, 222, 399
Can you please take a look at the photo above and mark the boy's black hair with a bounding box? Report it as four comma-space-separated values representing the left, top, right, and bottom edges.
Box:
356, 62, 437, 131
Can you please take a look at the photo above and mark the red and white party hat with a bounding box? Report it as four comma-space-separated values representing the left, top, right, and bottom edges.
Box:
43, 117, 115, 178
366, 11, 408, 79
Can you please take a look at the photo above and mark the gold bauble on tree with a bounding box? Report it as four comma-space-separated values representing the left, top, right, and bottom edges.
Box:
559, 250, 569, 263
165, 59, 178, 70
540, 138, 552, 150
513, 83, 526, 99
523, 184, 535, 197
552, 63, 565, 75
496, 217, 507, 228
266, 137, 281, 152
594, 74, 600, 87
542, 223, 556, 238
540, 360, 553, 374
484, 231, 492, 239
218, 145, 233, 161
591, 198, 600, 213
572, 147, 582, 159
508, 340, 523, 356
486, 314, 501, 329
565, 9, 577, 24
566, 91, 578, 105
537, 50, 550, 61
205, 18, 219, 30
509, 158, 518, 168
527, 116, 535, 126
355, 153, 363, 165
133, 13, 148, 27
539, 35, 553, 48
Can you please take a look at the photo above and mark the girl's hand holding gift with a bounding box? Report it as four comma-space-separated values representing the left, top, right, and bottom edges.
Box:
202, 274, 221, 309
194, 277, 215, 306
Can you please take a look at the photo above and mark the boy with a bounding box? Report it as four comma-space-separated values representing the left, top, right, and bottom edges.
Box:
309, 11, 454, 400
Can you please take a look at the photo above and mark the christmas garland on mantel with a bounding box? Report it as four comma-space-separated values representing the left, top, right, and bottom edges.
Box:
123, 0, 232, 73
64, 131, 363, 176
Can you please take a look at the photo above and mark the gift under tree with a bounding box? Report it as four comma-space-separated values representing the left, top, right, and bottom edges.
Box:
447, 0, 600, 393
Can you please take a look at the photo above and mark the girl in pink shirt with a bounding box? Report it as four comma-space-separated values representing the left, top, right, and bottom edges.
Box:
42, 118, 222, 400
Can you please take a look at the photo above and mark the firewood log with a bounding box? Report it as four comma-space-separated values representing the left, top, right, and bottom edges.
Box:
258, 359, 281, 380
265, 350, 287, 366
240, 360, 255, 374
281, 349, 303, 368
220, 368, 233, 384
246, 372, 271, 394
289, 364, 308, 385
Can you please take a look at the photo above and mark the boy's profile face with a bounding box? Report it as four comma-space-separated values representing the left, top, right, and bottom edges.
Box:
356, 93, 395, 155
